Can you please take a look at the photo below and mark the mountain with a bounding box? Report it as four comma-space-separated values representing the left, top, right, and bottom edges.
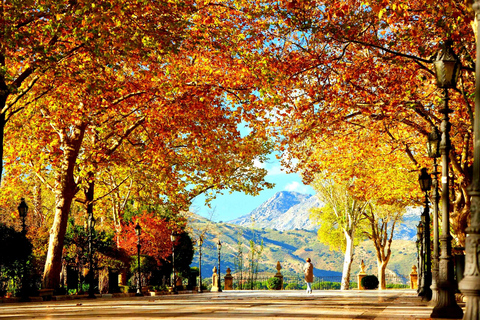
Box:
228, 191, 321, 231
188, 192, 420, 281
228, 191, 420, 240
187, 213, 417, 280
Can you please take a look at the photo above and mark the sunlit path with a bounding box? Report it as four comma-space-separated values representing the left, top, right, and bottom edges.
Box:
0, 290, 455, 319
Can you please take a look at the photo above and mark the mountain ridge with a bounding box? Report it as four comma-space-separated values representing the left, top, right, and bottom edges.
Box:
227, 191, 419, 240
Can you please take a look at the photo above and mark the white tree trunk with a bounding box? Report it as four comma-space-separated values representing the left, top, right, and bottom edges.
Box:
377, 260, 388, 290
341, 231, 355, 290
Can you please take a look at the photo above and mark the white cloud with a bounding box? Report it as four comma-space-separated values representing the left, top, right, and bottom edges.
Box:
284, 181, 309, 193
266, 165, 284, 176
253, 158, 265, 169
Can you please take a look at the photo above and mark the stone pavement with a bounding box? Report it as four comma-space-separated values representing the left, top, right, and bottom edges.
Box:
0, 289, 465, 320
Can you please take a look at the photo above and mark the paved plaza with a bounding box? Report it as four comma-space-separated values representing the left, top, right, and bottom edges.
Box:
0, 289, 464, 320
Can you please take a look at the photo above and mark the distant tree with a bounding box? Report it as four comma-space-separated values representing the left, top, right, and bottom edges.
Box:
248, 237, 264, 290
233, 231, 245, 289
173, 233, 194, 277
310, 175, 368, 290
362, 203, 405, 290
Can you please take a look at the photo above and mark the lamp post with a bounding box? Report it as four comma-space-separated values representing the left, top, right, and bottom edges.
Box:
171, 231, 178, 294
430, 40, 463, 319
18, 198, 29, 302
18, 198, 28, 235
426, 127, 441, 304
460, 1, 480, 317
87, 212, 96, 299
417, 222, 424, 294
418, 168, 432, 301
135, 223, 143, 296
198, 236, 203, 293
217, 240, 222, 292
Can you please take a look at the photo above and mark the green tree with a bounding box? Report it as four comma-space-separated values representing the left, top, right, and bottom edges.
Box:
233, 231, 244, 289
310, 175, 368, 290
247, 235, 264, 290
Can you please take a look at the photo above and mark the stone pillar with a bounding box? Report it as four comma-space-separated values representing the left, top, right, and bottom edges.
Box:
118, 268, 127, 286
224, 268, 233, 290
211, 266, 219, 292
410, 265, 418, 290
274, 261, 284, 290
357, 260, 367, 290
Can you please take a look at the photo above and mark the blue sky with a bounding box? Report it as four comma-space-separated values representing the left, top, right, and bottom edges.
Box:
190, 155, 315, 222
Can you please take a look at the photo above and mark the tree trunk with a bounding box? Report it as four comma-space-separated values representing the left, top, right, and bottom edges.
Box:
341, 231, 355, 290
33, 182, 44, 228
377, 260, 388, 290
42, 186, 78, 289
0, 109, 5, 185
42, 122, 86, 289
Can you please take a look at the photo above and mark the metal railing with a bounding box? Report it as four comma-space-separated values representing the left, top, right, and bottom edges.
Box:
200, 273, 409, 290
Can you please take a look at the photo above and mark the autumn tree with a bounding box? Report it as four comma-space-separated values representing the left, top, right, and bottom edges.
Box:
119, 213, 179, 267
0, 0, 194, 183
305, 122, 418, 289
362, 203, 406, 290
310, 175, 368, 290
3, 1, 281, 291
259, 0, 475, 246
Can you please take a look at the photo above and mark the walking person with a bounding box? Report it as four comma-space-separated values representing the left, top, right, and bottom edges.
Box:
304, 258, 314, 294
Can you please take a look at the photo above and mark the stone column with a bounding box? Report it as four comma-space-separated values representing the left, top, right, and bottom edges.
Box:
274, 261, 284, 290
410, 265, 418, 290
459, 4, 480, 316
210, 266, 219, 292
224, 268, 233, 290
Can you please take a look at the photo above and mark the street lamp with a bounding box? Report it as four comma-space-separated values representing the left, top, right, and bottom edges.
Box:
217, 240, 222, 292
460, 2, 480, 319
198, 236, 203, 293
17, 198, 29, 302
18, 198, 28, 235
171, 231, 178, 294
418, 168, 432, 301
135, 223, 143, 296
427, 127, 441, 304
416, 221, 424, 294
87, 212, 96, 299
430, 40, 463, 319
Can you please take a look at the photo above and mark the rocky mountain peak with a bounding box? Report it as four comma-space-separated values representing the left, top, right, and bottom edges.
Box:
228, 191, 319, 230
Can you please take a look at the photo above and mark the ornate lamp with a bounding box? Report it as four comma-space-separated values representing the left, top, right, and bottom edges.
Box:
135, 223, 143, 296
427, 127, 441, 159
17, 198, 28, 235
17, 198, 29, 302
171, 231, 178, 294
198, 236, 203, 293
217, 240, 222, 292
433, 40, 461, 89
427, 127, 441, 304
431, 40, 463, 318
418, 168, 432, 300
418, 168, 432, 192
87, 214, 96, 299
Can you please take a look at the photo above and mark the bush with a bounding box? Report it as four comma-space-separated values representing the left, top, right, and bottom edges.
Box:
312, 281, 341, 290
386, 283, 408, 289
266, 277, 282, 290
361, 275, 379, 290
285, 283, 301, 290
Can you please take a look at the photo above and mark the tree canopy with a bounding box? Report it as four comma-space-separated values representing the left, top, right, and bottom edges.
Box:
0, 0, 477, 291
